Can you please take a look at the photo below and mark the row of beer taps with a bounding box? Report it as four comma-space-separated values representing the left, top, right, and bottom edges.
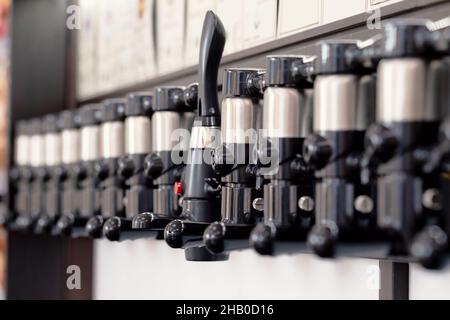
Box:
4, 12, 450, 269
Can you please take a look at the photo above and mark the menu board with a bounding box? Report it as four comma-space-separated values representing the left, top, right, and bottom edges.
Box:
77, 0, 156, 100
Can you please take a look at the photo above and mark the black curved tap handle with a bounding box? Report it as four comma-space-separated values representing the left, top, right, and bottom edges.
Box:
198, 11, 226, 118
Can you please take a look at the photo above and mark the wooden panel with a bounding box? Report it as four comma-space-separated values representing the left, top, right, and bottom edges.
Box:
7, 0, 93, 300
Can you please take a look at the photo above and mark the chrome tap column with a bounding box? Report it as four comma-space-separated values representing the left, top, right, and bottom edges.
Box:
303, 40, 379, 258
86, 99, 126, 238
27, 118, 46, 230
131, 85, 197, 236
103, 93, 154, 242
56, 104, 102, 237
6, 120, 32, 228
35, 114, 63, 233
203, 68, 264, 254
164, 11, 228, 261
364, 20, 448, 267
249, 55, 315, 256
57, 110, 82, 234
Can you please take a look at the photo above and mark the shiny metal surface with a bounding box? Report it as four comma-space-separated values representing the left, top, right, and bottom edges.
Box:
377, 58, 434, 123
314, 75, 360, 132
44, 133, 62, 166
222, 98, 259, 144
125, 116, 152, 155
29, 134, 45, 167
181, 112, 195, 131
15, 135, 30, 166
62, 129, 80, 164
81, 125, 101, 162
179, 112, 196, 151
190, 126, 221, 149
263, 87, 311, 138
102, 121, 125, 159
152, 112, 183, 152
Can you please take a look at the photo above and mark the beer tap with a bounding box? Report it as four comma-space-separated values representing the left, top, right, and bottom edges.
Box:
102, 93, 154, 241
164, 11, 228, 261
362, 19, 447, 266
26, 118, 46, 231
35, 114, 63, 234
55, 104, 102, 237
409, 21, 450, 269
249, 55, 315, 256
129, 85, 197, 238
302, 39, 379, 258
56, 109, 82, 236
202, 68, 265, 255
105, 86, 196, 241
5, 120, 31, 228
86, 99, 126, 238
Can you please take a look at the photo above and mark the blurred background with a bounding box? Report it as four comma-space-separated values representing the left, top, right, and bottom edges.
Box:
2, 0, 450, 300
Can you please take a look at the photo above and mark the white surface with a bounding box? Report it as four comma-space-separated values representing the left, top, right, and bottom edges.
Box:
242, 0, 278, 48
410, 265, 450, 300
278, 0, 321, 36
368, 0, 404, 10
217, 0, 245, 54
185, 0, 218, 67
156, 0, 187, 74
323, 0, 367, 24
93, 239, 380, 300
77, 0, 156, 99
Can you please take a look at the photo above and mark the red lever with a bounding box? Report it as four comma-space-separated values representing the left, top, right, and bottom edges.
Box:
174, 182, 183, 196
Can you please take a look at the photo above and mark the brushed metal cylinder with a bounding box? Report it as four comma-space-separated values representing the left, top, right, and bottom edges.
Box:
62, 129, 80, 164
190, 126, 221, 149
15, 135, 30, 166
125, 116, 152, 155
30, 134, 45, 167
44, 133, 62, 166
81, 125, 101, 162
222, 98, 259, 144
102, 121, 125, 159
180, 112, 195, 131
377, 58, 434, 123
263, 87, 311, 138
314, 75, 360, 132
152, 112, 184, 152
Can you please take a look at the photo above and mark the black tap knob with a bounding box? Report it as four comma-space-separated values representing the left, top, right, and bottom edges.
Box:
308, 223, 339, 258
74, 164, 87, 181
290, 154, 309, 176
164, 219, 185, 249
184, 83, 199, 111
144, 154, 164, 179
86, 216, 104, 239
365, 124, 398, 163
422, 119, 450, 174
204, 178, 221, 196
95, 161, 109, 181
250, 223, 276, 256
360, 124, 397, 184
56, 165, 68, 182
203, 222, 226, 254
212, 146, 234, 176
411, 225, 448, 269
118, 157, 135, 179
303, 134, 333, 170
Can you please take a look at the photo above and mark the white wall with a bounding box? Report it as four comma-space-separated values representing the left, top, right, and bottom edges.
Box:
410, 265, 450, 300
93, 239, 380, 300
